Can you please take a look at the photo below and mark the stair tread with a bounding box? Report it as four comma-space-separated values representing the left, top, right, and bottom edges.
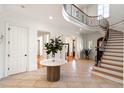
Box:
105, 47, 123, 49
93, 66, 123, 77
99, 67, 123, 73
101, 61, 123, 67
102, 57, 123, 62
103, 54, 123, 57
108, 38, 124, 40
108, 40, 124, 41
100, 63, 123, 71
92, 70, 123, 80
103, 55, 123, 59
107, 42, 124, 43
105, 49, 123, 53
102, 59, 123, 63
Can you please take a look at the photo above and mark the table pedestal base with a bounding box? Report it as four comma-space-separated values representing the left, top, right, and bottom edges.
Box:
47, 66, 60, 82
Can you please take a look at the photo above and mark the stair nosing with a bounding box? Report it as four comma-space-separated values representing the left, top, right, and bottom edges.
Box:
100, 63, 123, 71
93, 66, 123, 77
103, 54, 123, 57
101, 62, 123, 67
92, 70, 123, 80
102, 57, 123, 62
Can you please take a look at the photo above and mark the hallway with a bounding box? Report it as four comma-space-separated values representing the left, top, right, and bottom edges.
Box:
0, 59, 122, 88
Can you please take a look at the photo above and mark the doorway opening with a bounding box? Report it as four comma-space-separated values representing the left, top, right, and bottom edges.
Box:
65, 36, 77, 62
37, 31, 50, 69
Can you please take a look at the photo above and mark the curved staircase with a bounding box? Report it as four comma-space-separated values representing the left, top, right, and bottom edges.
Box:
92, 29, 123, 84
62, 4, 123, 84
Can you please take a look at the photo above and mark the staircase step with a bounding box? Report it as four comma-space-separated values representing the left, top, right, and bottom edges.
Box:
92, 70, 123, 84
109, 35, 123, 37
105, 48, 123, 50
108, 38, 124, 41
109, 36, 123, 39
109, 33, 123, 34
109, 31, 123, 33
102, 55, 123, 62
107, 43, 123, 46
109, 30, 123, 33
105, 45, 123, 49
102, 59, 123, 66
109, 33, 123, 35
101, 63, 123, 71
107, 41, 124, 44
104, 52, 123, 57
107, 40, 124, 43
93, 66, 123, 77
105, 48, 123, 53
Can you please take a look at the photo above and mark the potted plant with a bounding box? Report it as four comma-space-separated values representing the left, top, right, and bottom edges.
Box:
82, 49, 91, 59
44, 36, 64, 60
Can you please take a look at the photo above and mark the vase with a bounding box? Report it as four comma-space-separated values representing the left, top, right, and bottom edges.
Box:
52, 54, 55, 62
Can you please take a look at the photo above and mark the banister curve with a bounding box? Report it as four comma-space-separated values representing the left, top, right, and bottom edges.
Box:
63, 4, 110, 66
63, 4, 109, 29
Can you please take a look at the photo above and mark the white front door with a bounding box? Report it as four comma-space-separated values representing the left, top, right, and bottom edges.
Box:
7, 24, 28, 75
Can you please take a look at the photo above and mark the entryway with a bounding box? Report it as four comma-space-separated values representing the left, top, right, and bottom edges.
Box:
65, 36, 77, 62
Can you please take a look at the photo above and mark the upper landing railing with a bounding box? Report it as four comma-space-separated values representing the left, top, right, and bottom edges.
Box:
63, 4, 109, 29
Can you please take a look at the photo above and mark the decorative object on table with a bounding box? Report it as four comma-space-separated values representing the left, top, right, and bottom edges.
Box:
44, 36, 64, 59
82, 49, 91, 59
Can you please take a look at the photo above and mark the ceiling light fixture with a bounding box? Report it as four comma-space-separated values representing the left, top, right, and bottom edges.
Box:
49, 16, 53, 20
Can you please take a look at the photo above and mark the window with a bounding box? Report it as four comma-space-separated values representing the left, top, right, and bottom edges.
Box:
98, 4, 109, 18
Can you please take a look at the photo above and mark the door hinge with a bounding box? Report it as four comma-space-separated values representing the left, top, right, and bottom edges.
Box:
8, 54, 10, 57
8, 27, 11, 31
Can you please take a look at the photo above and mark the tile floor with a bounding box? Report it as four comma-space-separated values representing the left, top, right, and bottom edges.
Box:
0, 59, 123, 88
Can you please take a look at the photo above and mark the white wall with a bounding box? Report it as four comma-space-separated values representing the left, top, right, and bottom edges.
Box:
86, 4, 124, 32
109, 4, 124, 32
108, 4, 124, 25
0, 19, 39, 79
86, 5, 97, 16
0, 15, 82, 79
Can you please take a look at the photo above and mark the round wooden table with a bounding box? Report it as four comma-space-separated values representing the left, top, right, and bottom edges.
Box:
40, 59, 67, 82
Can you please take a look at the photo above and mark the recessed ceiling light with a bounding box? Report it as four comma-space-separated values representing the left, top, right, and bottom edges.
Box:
80, 28, 82, 30
49, 16, 53, 20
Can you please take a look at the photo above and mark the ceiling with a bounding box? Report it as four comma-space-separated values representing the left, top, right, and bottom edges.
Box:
0, 4, 96, 34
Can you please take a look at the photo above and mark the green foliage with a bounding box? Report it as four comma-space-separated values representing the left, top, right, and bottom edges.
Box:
44, 36, 64, 57
82, 49, 91, 59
